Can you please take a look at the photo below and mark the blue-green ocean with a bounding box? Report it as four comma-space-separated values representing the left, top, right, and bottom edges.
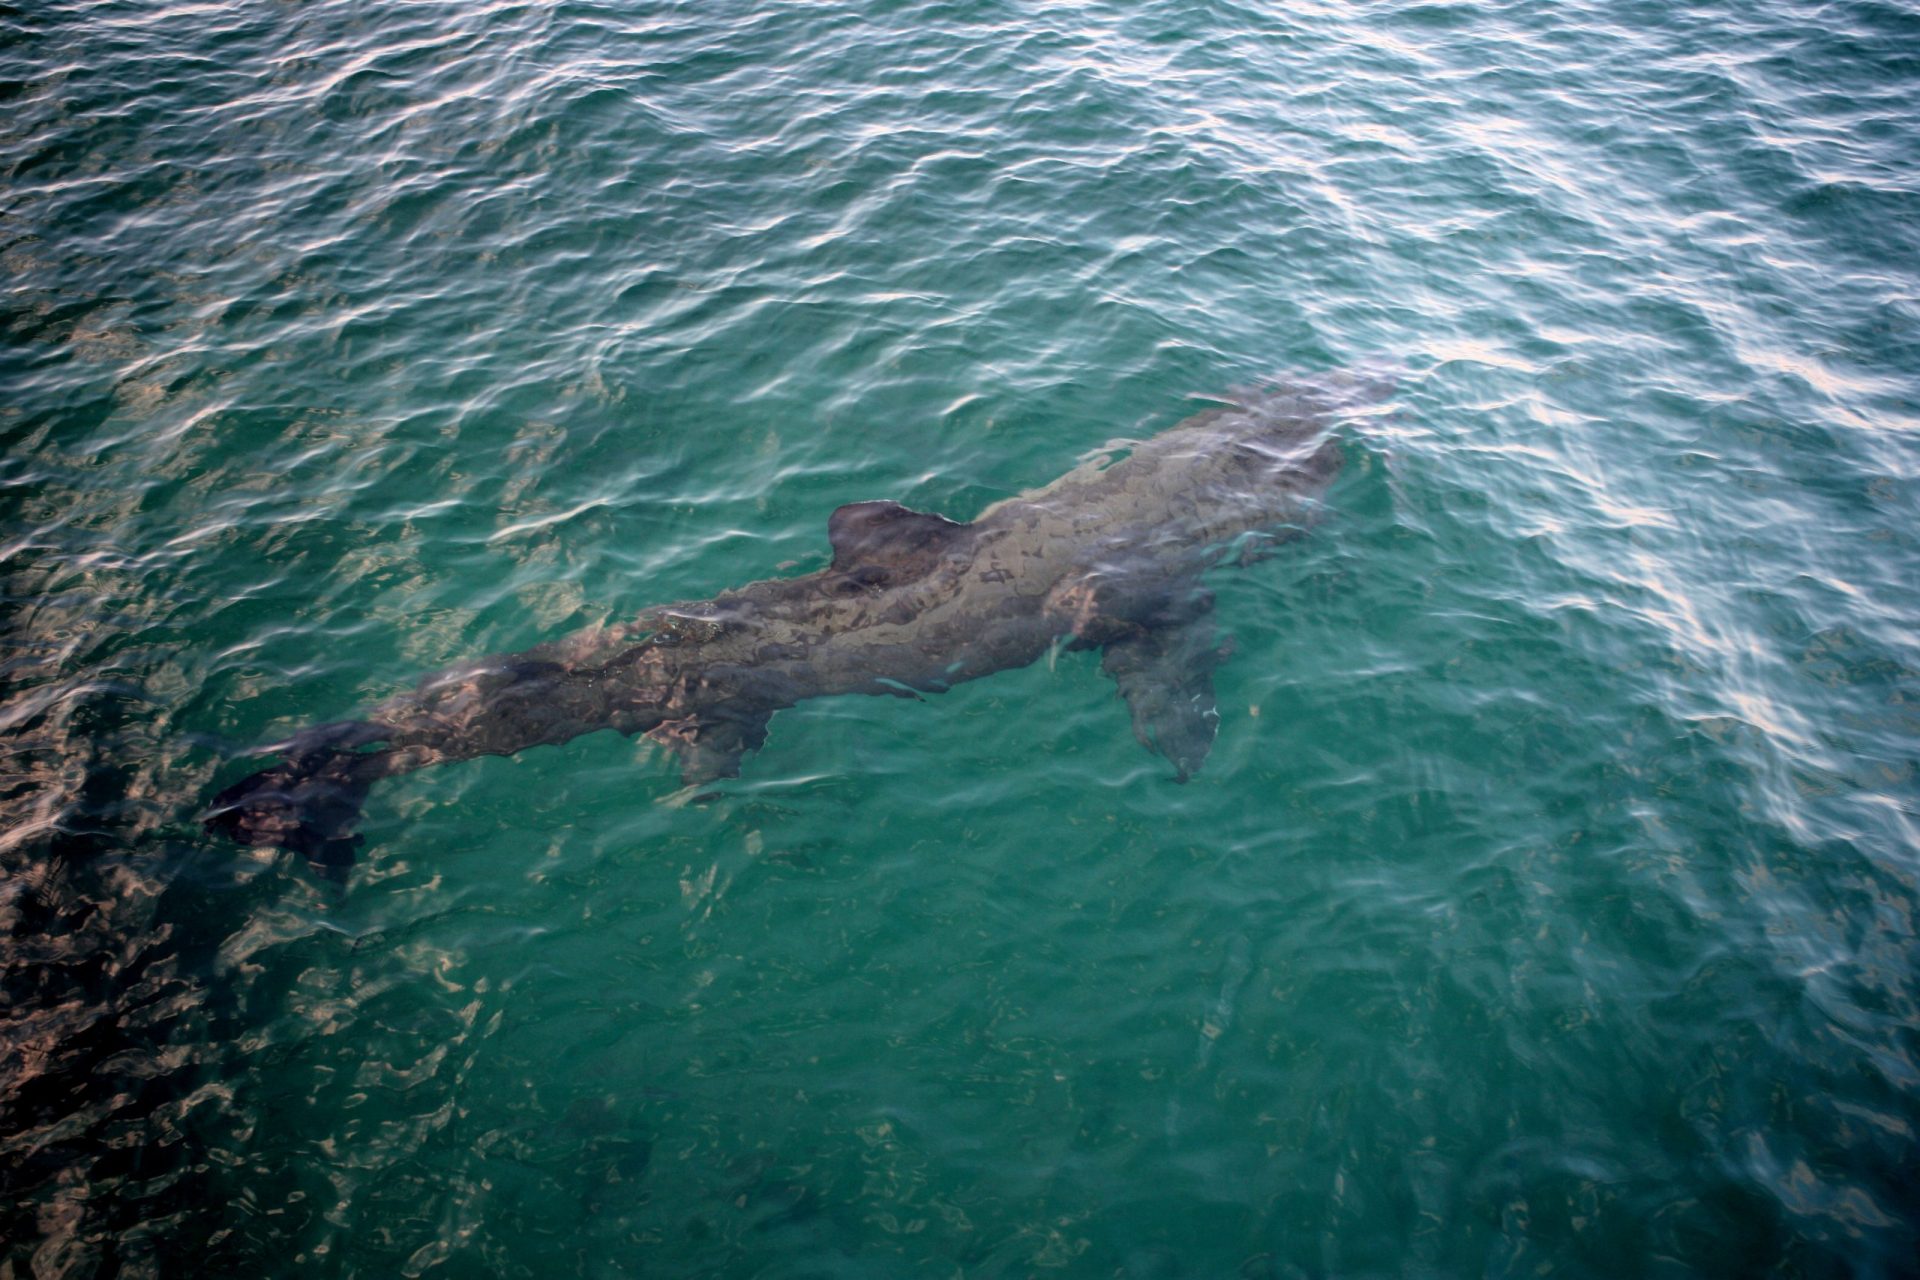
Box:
4, 1, 1918, 1276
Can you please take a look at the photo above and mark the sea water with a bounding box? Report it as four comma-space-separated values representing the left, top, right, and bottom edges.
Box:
3, 1, 1917, 1275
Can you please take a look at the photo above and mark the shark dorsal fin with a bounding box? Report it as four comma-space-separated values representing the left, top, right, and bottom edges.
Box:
827, 500, 969, 580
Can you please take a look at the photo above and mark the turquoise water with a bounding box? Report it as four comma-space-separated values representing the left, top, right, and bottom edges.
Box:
4, 0, 1919, 1275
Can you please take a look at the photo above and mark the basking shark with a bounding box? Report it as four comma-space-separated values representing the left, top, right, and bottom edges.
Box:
206, 373, 1384, 864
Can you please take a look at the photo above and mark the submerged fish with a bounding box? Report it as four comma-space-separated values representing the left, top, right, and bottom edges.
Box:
205, 373, 1385, 864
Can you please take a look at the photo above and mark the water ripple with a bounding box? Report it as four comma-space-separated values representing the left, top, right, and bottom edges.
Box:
5, 0, 1920, 1273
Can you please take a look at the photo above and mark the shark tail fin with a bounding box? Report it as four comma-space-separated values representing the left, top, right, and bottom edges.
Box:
204, 724, 389, 868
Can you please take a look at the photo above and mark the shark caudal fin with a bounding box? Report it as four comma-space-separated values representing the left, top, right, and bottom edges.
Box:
203, 725, 388, 867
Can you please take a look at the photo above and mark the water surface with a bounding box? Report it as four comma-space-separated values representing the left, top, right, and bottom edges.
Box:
4, 0, 1918, 1275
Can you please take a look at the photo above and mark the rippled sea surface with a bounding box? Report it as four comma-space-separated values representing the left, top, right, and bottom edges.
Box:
5, 0, 1919, 1275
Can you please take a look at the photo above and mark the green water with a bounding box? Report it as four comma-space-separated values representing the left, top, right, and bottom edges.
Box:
4, 0, 1918, 1275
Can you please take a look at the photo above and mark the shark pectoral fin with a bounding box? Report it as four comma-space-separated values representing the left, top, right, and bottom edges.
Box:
1101, 622, 1227, 782
647, 708, 773, 786
826, 500, 970, 581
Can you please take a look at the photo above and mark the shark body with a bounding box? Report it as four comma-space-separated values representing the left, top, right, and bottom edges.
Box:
206, 374, 1381, 863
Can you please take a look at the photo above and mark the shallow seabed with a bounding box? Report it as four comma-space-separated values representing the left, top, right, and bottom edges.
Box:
3, 0, 1918, 1276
